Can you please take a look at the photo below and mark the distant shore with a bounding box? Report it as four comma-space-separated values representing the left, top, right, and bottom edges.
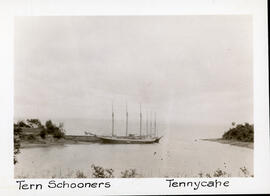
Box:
201, 138, 253, 149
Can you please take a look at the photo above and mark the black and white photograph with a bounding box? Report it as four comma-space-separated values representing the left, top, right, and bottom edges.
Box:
0, 0, 269, 195
14, 15, 254, 178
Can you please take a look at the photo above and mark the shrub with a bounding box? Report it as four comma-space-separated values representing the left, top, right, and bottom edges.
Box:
91, 164, 114, 178
240, 166, 250, 177
53, 128, 65, 139
26, 119, 42, 128
27, 134, 36, 141
213, 168, 229, 177
205, 173, 211, 178
45, 120, 55, 134
39, 129, 47, 139
45, 120, 65, 139
76, 170, 87, 178
17, 120, 31, 128
197, 167, 252, 178
121, 169, 138, 178
14, 123, 22, 164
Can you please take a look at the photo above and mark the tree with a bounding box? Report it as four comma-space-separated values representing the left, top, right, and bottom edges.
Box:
45, 120, 65, 139
53, 128, 65, 139
14, 123, 22, 164
17, 120, 31, 128
26, 119, 42, 128
39, 128, 47, 139
45, 120, 55, 134
223, 122, 254, 142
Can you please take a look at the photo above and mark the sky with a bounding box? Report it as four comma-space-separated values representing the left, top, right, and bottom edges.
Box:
14, 16, 253, 125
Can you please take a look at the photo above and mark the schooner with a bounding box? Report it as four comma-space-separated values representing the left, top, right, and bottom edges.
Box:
95, 103, 162, 144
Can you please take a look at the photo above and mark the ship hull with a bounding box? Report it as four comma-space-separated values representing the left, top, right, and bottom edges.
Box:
96, 136, 162, 144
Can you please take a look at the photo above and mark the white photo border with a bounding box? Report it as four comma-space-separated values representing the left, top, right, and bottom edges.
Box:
0, 0, 269, 195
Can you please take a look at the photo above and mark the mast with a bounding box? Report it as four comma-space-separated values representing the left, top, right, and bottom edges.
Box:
156, 113, 158, 137
146, 111, 149, 137
126, 102, 128, 136
112, 101, 114, 136
154, 112, 157, 137
140, 104, 142, 137
150, 112, 152, 137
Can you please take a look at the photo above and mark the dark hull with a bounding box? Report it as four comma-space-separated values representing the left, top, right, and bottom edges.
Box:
96, 136, 162, 144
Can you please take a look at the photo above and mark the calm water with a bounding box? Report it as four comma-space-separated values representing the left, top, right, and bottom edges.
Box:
14, 119, 253, 178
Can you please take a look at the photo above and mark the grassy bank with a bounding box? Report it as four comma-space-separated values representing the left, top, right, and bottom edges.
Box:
15, 164, 253, 178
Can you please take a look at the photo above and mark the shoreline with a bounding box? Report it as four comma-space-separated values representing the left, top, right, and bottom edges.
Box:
20, 135, 100, 148
20, 136, 254, 149
20, 140, 90, 148
201, 138, 253, 149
